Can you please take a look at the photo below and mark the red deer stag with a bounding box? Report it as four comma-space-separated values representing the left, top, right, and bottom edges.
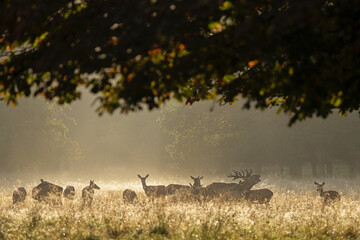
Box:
123, 189, 137, 203
138, 174, 166, 198
82, 180, 100, 207
314, 182, 340, 204
206, 169, 260, 199
63, 186, 75, 200
32, 179, 63, 204
13, 187, 26, 204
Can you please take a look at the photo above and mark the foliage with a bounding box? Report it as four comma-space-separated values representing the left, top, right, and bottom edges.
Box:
0, 0, 359, 124
157, 102, 237, 172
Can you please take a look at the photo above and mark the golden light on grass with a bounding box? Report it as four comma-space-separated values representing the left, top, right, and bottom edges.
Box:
1, 179, 360, 239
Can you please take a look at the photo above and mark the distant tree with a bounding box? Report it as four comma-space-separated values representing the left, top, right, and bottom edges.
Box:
0, 99, 84, 176
0, 0, 359, 125
157, 101, 237, 174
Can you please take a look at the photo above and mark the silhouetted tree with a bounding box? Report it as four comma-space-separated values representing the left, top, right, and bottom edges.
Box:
0, 0, 359, 125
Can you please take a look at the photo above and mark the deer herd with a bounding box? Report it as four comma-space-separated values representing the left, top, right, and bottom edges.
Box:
11, 169, 341, 207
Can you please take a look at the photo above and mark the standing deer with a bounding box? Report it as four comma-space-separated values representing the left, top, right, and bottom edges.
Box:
63, 186, 76, 200
13, 187, 26, 204
123, 189, 137, 203
314, 182, 341, 204
82, 180, 100, 207
32, 179, 63, 204
189, 176, 208, 201
138, 174, 166, 198
206, 169, 261, 198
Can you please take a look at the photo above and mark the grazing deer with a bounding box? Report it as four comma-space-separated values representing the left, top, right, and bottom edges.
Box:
314, 182, 341, 204
13, 187, 26, 204
123, 189, 137, 203
206, 169, 261, 198
138, 174, 166, 198
245, 188, 273, 204
82, 180, 100, 207
189, 176, 208, 201
63, 186, 76, 200
32, 179, 63, 204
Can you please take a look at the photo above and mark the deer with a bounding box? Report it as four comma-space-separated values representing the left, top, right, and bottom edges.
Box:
244, 188, 273, 204
13, 187, 26, 204
63, 186, 76, 200
82, 180, 100, 207
138, 174, 166, 198
206, 169, 261, 199
32, 179, 63, 205
314, 181, 341, 204
123, 189, 137, 203
166, 182, 190, 196
189, 176, 208, 201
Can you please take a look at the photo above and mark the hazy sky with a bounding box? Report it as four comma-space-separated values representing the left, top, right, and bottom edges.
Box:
0, 93, 359, 182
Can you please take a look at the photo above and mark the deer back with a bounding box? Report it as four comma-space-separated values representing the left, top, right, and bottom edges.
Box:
123, 189, 137, 203
245, 188, 273, 204
166, 184, 190, 195
32, 180, 63, 203
63, 186, 76, 200
322, 190, 341, 203
206, 182, 238, 197
145, 185, 166, 197
13, 187, 27, 204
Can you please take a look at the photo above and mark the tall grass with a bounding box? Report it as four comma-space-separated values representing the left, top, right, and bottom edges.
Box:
1, 178, 360, 239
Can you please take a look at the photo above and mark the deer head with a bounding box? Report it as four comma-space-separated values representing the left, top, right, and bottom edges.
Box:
314, 181, 325, 192
227, 169, 261, 190
90, 180, 100, 190
190, 176, 203, 187
138, 174, 150, 188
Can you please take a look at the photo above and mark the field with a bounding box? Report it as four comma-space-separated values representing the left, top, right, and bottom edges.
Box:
1, 178, 360, 240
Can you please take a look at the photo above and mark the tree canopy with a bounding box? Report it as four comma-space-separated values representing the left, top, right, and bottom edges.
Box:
1, 0, 359, 124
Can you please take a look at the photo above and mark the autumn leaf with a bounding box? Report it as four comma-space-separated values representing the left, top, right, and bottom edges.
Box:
248, 60, 259, 67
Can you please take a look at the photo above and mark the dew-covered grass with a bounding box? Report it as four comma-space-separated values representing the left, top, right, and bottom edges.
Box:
1, 178, 360, 239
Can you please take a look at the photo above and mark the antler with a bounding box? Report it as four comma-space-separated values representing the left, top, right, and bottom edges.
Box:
227, 169, 254, 180
245, 169, 253, 177
227, 169, 244, 180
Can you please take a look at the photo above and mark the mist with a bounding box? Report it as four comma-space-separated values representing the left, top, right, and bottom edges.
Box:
0, 94, 359, 184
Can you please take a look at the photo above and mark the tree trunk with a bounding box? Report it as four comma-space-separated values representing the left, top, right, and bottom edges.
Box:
318, 161, 326, 178
289, 162, 302, 178
348, 160, 358, 178
311, 161, 318, 178
326, 161, 333, 178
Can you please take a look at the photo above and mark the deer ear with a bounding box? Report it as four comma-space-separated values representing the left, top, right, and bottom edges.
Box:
200, 176, 203, 180
322, 182, 325, 185
90, 180, 93, 185
145, 174, 149, 178
41, 179, 44, 183
190, 176, 195, 180
314, 181, 318, 185
137, 174, 141, 178
189, 183, 193, 187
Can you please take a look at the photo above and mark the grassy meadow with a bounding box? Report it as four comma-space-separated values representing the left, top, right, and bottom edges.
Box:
0, 178, 360, 239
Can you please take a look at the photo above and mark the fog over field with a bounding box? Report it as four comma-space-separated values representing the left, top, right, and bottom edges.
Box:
0, 93, 359, 186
